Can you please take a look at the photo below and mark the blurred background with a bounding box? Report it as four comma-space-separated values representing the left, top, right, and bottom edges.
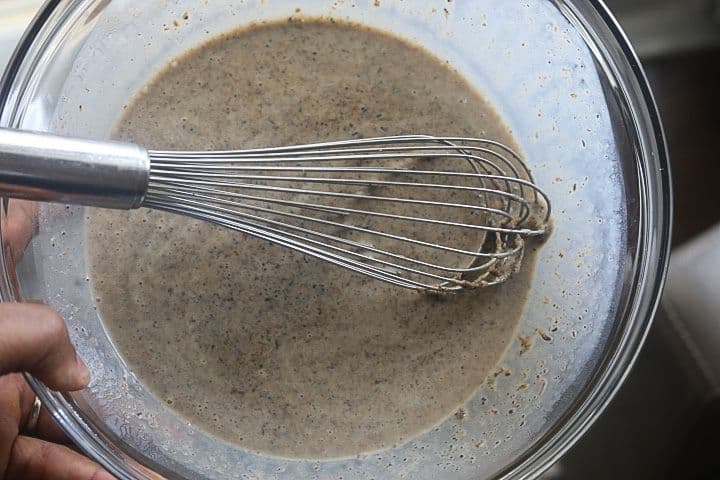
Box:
1, 0, 719, 478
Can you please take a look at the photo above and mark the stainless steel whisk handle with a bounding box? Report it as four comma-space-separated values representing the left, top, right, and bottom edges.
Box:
0, 128, 149, 209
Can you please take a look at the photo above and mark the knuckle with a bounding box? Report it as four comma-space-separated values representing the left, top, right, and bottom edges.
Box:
0, 301, 18, 318
89, 468, 109, 480
42, 308, 68, 341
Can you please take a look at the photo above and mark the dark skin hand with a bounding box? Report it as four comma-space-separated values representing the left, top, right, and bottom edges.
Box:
0, 200, 114, 479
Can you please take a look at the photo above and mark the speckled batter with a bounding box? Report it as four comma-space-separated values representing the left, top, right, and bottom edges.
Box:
86, 19, 540, 459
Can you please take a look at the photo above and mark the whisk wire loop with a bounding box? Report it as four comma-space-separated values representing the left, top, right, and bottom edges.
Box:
146, 136, 550, 292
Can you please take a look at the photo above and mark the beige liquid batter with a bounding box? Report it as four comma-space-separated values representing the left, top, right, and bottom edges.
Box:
86, 19, 540, 459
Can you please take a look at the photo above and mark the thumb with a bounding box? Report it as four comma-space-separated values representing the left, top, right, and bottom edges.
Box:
0, 303, 89, 391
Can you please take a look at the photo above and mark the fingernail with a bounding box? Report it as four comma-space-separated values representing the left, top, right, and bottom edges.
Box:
75, 354, 91, 388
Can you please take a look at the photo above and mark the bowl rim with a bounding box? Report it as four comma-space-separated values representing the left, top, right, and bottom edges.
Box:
0, 1, 672, 479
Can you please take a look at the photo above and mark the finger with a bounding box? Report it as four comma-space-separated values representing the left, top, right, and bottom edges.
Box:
34, 408, 69, 444
1, 373, 68, 442
0, 374, 25, 476
0, 303, 90, 391
3, 200, 38, 260
16, 375, 70, 443
6, 436, 114, 480
0, 374, 71, 475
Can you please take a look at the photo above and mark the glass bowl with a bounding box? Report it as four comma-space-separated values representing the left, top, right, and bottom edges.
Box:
0, 1, 670, 479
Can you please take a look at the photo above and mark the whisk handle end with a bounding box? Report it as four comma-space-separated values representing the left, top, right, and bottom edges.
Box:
0, 128, 149, 209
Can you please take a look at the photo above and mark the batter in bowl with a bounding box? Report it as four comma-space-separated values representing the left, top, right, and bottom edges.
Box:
86, 19, 542, 458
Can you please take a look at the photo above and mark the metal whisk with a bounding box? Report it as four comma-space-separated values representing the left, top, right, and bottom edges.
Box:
0, 128, 550, 292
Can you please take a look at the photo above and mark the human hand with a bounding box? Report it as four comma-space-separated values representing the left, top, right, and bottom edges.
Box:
0, 200, 114, 479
